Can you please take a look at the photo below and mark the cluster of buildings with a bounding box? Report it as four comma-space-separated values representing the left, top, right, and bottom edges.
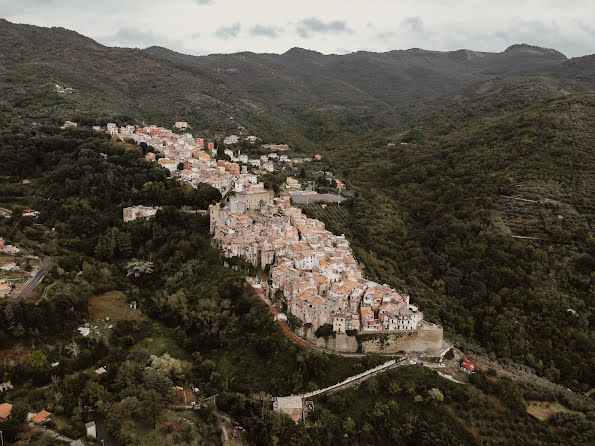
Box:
1, 237, 20, 298
223, 134, 258, 145
210, 190, 424, 335
100, 124, 236, 194
0, 237, 19, 255
223, 148, 278, 172
61, 121, 78, 129
96, 121, 411, 335
122, 205, 160, 222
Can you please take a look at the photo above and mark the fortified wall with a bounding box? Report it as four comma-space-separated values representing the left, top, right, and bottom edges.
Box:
297, 323, 443, 353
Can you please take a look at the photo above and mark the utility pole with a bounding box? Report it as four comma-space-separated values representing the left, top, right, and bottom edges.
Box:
1, 430, 4, 446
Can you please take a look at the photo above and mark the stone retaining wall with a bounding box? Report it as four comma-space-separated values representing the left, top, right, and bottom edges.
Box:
298, 325, 443, 353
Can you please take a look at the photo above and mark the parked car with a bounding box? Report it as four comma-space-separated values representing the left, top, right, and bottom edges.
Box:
409, 360, 416, 365
439, 363, 446, 368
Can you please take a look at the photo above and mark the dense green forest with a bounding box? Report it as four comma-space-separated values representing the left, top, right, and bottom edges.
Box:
0, 125, 593, 445
300, 93, 594, 392
0, 128, 390, 444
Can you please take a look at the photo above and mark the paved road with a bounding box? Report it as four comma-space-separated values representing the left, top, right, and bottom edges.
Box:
283, 353, 461, 401
217, 412, 243, 446
91, 412, 117, 446
221, 181, 235, 200
14, 255, 52, 301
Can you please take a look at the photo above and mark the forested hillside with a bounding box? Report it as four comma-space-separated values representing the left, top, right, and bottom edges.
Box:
0, 128, 394, 444
0, 17, 593, 445
0, 126, 592, 445
0, 19, 571, 138
305, 88, 594, 391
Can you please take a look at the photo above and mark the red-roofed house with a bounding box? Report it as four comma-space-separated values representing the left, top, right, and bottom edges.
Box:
30, 410, 52, 424
460, 359, 475, 374
0, 402, 12, 420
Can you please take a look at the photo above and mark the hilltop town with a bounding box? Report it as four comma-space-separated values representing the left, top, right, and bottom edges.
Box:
104, 122, 433, 343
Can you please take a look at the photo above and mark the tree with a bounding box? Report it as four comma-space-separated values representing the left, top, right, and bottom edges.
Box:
138, 389, 166, 428
126, 259, 154, 285
142, 367, 175, 399
120, 396, 141, 418
117, 231, 132, 257
28, 349, 46, 368
65, 340, 80, 357
85, 381, 111, 406
150, 353, 183, 380
427, 388, 445, 403
177, 162, 185, 171
95, 235, 114, 259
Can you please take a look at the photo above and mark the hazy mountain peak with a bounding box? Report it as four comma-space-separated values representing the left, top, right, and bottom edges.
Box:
283, 47, 323, 57
504, 43, 566, 59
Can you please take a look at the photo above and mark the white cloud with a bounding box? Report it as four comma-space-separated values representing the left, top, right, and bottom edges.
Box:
249, 25, 282, 38
296, 18, 353, 38
0, 0, 593, 57
215, 23, 241, 39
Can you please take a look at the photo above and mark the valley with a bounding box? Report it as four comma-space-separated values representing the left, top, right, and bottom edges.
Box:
0, 14, 593, 446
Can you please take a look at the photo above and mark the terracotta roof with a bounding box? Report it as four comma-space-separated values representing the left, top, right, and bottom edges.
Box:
0, 403, 12, 419
31, 410, 52, 423
461, 360, 475, 371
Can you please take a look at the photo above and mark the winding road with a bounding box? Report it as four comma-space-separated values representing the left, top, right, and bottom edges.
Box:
13, 255, 52, 301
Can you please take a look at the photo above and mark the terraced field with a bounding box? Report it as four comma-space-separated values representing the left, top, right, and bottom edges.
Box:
297, 203, 351, 237
493, 194, 591, 242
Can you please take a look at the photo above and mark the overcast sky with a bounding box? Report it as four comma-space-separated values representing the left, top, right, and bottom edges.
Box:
2, 0, 594, 57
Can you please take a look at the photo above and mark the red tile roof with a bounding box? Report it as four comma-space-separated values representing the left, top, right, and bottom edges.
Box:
461, 359, 475, 371
31, 410, 52, 423
0, 403, 12, 419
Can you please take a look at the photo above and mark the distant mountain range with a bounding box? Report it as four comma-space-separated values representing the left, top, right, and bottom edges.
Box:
143, 43, 567, 110
2, 18, 592, 137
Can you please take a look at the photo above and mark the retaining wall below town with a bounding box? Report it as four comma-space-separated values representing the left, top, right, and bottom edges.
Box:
359, 328, 443, 353
299, 325, 443, 353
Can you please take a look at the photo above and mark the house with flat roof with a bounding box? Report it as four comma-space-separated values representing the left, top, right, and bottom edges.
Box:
273, 396, 303, 422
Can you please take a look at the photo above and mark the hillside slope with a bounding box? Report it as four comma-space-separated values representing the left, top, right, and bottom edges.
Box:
143, 43, 567, 110
0, 19, 295, 135
310, 82, 594, 389
0, 19, 569, 137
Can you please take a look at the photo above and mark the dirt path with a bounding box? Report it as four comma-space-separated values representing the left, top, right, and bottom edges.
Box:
247, 278, 311, 349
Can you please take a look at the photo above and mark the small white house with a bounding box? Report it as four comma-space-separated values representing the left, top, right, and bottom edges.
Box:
86, 421, 97, 438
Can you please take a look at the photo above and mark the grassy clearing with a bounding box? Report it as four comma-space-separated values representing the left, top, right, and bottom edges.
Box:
126, 322, 193, 375
120, 408, 219, 445
527, 400, 580, 421
0, 344, 32, 364
88, 290, 141, 321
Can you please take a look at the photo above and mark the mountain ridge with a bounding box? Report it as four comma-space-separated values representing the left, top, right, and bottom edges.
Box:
0, 18, 588, 139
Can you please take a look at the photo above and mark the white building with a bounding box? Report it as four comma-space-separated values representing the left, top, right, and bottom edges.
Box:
224, 135, 239, 145
123, 206, 160, 222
